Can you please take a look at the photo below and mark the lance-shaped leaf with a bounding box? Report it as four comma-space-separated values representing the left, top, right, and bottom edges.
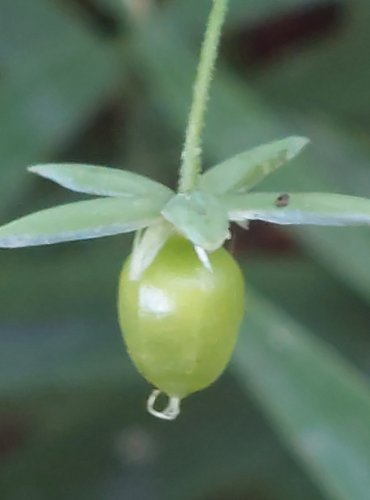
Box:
161, 191, 230, 251
224, 192, 370, 226
200, 137, 309, 195
0, 197, 164, 248
29, 164, 173, 200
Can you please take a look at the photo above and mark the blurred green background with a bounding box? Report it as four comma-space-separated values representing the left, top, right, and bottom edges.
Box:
1, 0, 370, 499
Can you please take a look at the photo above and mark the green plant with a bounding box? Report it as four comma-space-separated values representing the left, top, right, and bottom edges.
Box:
1, 0, 370, 421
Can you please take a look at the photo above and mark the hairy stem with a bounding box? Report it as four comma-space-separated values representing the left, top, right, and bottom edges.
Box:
178, 0, 229, 193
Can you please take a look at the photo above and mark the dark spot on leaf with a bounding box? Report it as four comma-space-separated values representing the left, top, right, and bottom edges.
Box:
275, 193, 290, 208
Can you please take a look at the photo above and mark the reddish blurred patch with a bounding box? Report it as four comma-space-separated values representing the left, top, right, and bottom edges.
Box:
228, 222, 299, 258
228, 2, 345, 68
0, 413, 27, 459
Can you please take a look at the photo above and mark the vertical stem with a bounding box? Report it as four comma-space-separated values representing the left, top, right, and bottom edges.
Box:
178, 0, 229, 193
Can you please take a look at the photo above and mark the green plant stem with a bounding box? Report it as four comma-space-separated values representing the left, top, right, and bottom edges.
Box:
178, 0, 229, 193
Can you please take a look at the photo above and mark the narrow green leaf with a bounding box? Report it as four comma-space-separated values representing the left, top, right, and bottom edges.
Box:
29, 163, 173, 200
200, 137, 309, 195
0, 197, 163, 248
225, 192, 370, 226
234, 291, 370, 500
161, 191, 229, 251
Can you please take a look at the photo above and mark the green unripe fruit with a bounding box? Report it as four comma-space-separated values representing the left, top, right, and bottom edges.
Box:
117, 235, 245, 419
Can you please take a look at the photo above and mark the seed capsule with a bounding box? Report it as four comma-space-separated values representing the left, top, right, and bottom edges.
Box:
117, 235, 245, 419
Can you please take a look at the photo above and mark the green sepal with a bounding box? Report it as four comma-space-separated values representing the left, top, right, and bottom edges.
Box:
161, 191, 230, 251
0, 197, 165, 248
29, 163, 173, 200
129, 221, 173, 280
200, 137, 309, 195
224, 192, 370, 226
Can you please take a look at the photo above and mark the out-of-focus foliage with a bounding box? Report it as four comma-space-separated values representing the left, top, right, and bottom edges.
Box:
0, 1, 370, 499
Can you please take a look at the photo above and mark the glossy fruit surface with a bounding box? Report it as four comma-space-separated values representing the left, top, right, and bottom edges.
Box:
118, 235, 245, 399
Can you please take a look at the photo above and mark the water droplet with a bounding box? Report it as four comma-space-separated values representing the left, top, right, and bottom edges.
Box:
146, 390, 181, 421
